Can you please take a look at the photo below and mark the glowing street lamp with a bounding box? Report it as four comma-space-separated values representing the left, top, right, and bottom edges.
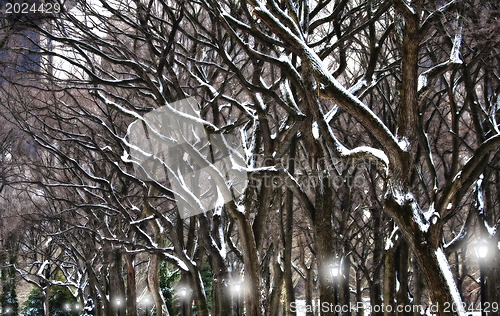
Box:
231, 282, 242, 316
232, 283, 241, 294
475, 239, 490, 315
111, 297, 124, 315
178, 288, 189, 316
142, 296, 153, 316
475, 240, 489, 259
330, 263, 340, 279
330, 262, 341, 311
64, 303, 72, 312
179, 289, 187, 298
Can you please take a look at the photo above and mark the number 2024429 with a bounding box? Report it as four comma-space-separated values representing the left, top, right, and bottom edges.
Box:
4, 2, 62, 15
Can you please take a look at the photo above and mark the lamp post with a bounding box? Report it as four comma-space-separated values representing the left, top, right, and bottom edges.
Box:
330, 262, 340, 314
64, 303, 72, 314
232, 283, 241, 316
475, 240, 489, 316
112, 297, 123, 316
179, 288, 188, 316
142, 296, 152, 316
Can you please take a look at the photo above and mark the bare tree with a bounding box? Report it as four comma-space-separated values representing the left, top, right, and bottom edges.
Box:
0, 0, 499, 316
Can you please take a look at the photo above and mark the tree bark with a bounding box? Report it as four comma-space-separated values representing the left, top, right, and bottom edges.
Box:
124, 253, 137, 316
269, 246, 284, 316
396, 242, 410, 315
385, 197, 465, 316
283, 136, 297, 315
108, 249, 126, 316
147, 254, 164, 316
384, 244, 397, 316
314, 160, 335, 316
371, 207, 384, 316
412, 259, 423, 316
413, 245, 464, 315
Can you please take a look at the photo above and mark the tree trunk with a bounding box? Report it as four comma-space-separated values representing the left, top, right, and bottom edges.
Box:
356, 269, 363, 316
269, 252, 284, 316
145, 188, 167, 316
188, 269, 209, 316
314, 162, 335, 316
86, 261, 105, 316
384, 244, 396, 316
299, 236, 314, 316
211, 275, 232, 316
412, 245, 465, 315
43, 286, 50, 316
305, 265, 314, 316
396, 242, 410, 315
225, 199, 264, 316
340, 257, 351, 316
386, 198, 465, 316
109, 249, 126, 316
198, 213, 231, 316
371, 208, 384, 316
124, 253, 137, 316
43, 263, 51, 316
284, 136, 297, 315
147, 254, 164, 316
413, 259, 423, 316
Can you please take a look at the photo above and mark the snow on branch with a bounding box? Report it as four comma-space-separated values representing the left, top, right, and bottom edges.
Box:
418, 11, 463, 95
437, 134, 500, 216
302, 48, 403, 166
391, 0, 417, 19
420, 0, 462, 34
444, 206, 475, 252
333, 144, 389, 173
489, 95, 500, 135
312, 99, 390, 173
246, 0, 401, 166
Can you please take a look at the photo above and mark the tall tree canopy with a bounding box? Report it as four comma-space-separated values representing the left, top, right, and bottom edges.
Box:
0, 0, 499, 315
